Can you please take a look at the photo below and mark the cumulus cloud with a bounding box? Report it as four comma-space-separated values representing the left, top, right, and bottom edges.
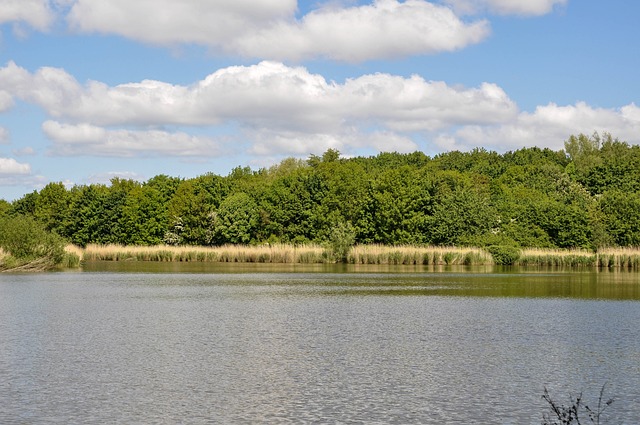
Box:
64, 0, 488, 61
42, 120, 226, 157
0, 90, 14, 112
3, 61, 639, 159
443, 0, 568, 16
0, 127, 9, 143
231, 0, 489, 61
2, 61, 518, 131
66, 0, 296, 45
248, 128, 419, 157
0, 0, 54, 30
0, 1, 566, 61
443, 102, 640, 151
0, 157, 31, 175
12, 146, 36, 156
86, 171, 146, 185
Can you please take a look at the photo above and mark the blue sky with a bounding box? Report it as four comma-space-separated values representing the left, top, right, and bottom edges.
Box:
0, 0, 639, 201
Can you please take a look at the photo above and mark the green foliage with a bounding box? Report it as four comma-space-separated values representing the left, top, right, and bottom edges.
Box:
0, 199, 10, 218
165, 180, 215, 245
6, 138, 640, 251
0, 215, 65, 267
430, 187, 497, 246
213, 192, 259, 244
598, 190, 640, 246
326, 221, 356, 262
486, 245, 521, 265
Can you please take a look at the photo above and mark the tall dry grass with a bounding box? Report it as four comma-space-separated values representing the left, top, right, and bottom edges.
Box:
595, 247, 640, 269
348, 245, 493, 265
517, 247, 640, 269
73, 244, 640, 269
81, 243, 328, 264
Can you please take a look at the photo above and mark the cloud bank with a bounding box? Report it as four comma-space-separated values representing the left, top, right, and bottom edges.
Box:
2, 0, 493, 62
443, 0, 568, 16
1, 60, 638, 158
1, 60, 520, 156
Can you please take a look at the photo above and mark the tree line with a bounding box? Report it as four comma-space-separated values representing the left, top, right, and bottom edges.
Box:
2, 132, 639, 250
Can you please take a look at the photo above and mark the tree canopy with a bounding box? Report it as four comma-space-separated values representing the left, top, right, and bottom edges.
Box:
3, 133, 639, 250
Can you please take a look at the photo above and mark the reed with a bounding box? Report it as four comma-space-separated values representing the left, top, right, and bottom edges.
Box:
517, 247, 640, 269
81, 243, 327, 264
63, 245, 83, 268
347, 245, 493, 265
596, 247, 640, 270
74, 244, 640, 269
516, 248, 598, 267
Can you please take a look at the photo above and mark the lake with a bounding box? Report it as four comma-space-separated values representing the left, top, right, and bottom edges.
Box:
1, 264, 639, 424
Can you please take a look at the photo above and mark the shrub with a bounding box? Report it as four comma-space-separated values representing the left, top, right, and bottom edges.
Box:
326, 221, 356, 262
486, 245, 521, 265
0, 215, 66, 265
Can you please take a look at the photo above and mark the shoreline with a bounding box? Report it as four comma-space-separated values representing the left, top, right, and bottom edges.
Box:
76, 244, 640, 270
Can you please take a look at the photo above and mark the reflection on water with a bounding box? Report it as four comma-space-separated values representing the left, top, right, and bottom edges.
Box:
1, 266, 639, 423
82, 261, 640, 300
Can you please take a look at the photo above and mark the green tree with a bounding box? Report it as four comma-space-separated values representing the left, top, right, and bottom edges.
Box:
34, 182, 70, 235
63, 184, 109, 247
598, 190, 640, 246
430, 187, 497, 246
327, 220, 356, 262
119, 185, 168, 245
0, 214, 65, 266
165, 180, 215, 245
213, 192, 259, 244
0, 199, 10, 218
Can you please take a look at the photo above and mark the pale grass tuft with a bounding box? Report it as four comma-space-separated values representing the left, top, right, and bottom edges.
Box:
517, 247, 640, 269
82, 243, 328, 264
71, 244, 640, 269
348, 245, 493, 265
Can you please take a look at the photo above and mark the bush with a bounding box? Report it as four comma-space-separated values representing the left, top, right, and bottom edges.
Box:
486, 245, 521, 265
0, 215, 66, 266
326, 221, 356, 262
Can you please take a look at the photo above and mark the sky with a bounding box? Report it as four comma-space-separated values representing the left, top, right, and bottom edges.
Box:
0, 0, 639, 201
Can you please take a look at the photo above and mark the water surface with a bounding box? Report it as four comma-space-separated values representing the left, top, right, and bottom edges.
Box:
1, 265, 639, 423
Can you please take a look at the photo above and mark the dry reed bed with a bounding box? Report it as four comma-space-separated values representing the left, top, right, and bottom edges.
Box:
82, 244, 327, 264
81, 243, 492, 265
348, 245, 493, 265
78, 244, 640, 269
517, 248, 640, 269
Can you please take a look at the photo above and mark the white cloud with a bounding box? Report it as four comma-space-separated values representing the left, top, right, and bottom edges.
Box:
42, 120, 226, 157
0, 1, 565, 62
2, 61, 518, 131
86, 171, 145, 185
0, 90, 14, 112
0, 127, 9, 143
247, 127, 419, 157
231, 0, 489, 62
0, 157, 31, 175
0, 0, 54, 30
4, 61, 639, 159
66, 0, 296, 45
444, 0, 567, 16
12, 146, 36, 156
65, 0, 488, 61
444, 102, 640, 151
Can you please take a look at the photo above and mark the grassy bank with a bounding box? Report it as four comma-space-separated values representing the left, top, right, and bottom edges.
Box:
82, 243, 328, 264
347, 245, 492, 265
79, 244, 493, 266
0, 246, 80, 272
517, 248, 640, 270
76, 244, 640, 270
